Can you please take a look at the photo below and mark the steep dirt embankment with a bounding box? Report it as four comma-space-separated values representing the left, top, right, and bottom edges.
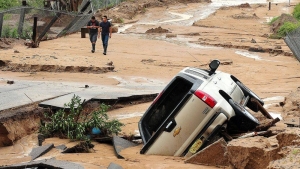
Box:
227, 88, 300, 169
96, 0, 211, 21
0, 105, 45, 147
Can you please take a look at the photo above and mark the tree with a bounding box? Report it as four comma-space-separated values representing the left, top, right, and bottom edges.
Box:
0, 0, 20, 10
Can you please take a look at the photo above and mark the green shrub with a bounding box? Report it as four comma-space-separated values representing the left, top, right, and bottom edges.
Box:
39, 95, 123, 141
11, 28, 18, 38
0, 0, 20, 10
277, 22, 300, 37
293, 3, 300, 20
269, 16, 279, 25
269, 34, 282, 39
3, 14, 12, 20
1, 25, 11, 38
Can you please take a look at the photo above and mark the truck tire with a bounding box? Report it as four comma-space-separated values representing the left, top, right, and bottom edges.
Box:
228, 99, 260, 131
236, 81, 264, 112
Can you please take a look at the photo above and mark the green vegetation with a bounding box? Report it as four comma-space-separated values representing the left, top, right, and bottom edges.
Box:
3, 14, 12, 20
277, 22, 300, 37
0, 0, 20, 10
292, 149, 300, 155
293, 3, 300, 20
269, 16, 279, 25
1, 24, 32, 39
269, 4, 300, 38
39, 95, 123, 141
27, 0, 44, 8
1, 25, 11, 38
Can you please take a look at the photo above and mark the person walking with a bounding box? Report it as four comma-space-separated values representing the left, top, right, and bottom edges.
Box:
99, 15, 112, 55
87, 16, 100, 53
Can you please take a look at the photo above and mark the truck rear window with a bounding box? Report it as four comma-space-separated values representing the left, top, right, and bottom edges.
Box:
145, 77, 193, 135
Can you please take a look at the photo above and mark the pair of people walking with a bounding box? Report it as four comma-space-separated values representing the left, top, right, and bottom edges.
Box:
87, 16, 112, 55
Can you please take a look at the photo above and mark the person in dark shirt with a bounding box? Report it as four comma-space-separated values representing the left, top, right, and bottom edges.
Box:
87, 16, 100, 53
99, 15, 112, 55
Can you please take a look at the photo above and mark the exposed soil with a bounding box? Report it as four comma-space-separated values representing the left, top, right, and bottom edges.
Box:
0, 104, 46, 147
281, 87, 300, 118
0, 59, 115, 73
96, 0, 211, 22
145, 26, 171, 33
0, 38, 24, 49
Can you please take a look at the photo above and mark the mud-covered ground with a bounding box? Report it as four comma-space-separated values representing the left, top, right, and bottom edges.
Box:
0, 0, 300, 168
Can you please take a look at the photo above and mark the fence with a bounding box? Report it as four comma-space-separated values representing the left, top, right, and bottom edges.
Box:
284, 27, 300, 62
0, 0, 125, 46
0, 1, 93, 46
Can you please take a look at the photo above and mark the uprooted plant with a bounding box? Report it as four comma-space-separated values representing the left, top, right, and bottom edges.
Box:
39, 95, 124, 141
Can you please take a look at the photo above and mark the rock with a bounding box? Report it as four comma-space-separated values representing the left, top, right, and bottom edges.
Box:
185, 138, 229, 166
7, 80, 14, 84
50, 55, 58, 59
166, 34, 177, 38
14, 50, 19, 53
251, 38, 256, 43
106, 61, 113, 66
274, 45, 282, 49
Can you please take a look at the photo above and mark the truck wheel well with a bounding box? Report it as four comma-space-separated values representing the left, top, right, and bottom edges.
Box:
219, 90, 231, 102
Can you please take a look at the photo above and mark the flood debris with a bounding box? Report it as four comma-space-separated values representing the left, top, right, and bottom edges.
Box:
113, 136, 138, 159
29, 144, 54, 160
38, 134, 45, 146
0, 158, 84, 169
145, 26, 170, 33
62, 141, 94, 153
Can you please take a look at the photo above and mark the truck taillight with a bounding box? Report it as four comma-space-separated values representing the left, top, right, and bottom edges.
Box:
152, 91, 164, 105
194, 90, 217, 108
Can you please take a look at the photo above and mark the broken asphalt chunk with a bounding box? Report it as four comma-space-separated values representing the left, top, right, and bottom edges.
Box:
107, 162, 124, 169
0, 158, 84, 169
113, 136, 137, 159
29, 143, 54, 160
55, 144, 67, 151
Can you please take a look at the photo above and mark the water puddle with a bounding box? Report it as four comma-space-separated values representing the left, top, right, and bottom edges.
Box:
263, 96, 285, 102
235, 51, 262, 60
160, 12, 193, 23
269, 112, 283, 120
118, 24, 134, 33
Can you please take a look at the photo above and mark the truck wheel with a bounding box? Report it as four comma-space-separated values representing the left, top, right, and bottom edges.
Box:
236, 81, 264, 112
228, 99, 260, 131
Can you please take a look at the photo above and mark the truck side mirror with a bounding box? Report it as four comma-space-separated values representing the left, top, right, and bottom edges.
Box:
209, 60, 220, 75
